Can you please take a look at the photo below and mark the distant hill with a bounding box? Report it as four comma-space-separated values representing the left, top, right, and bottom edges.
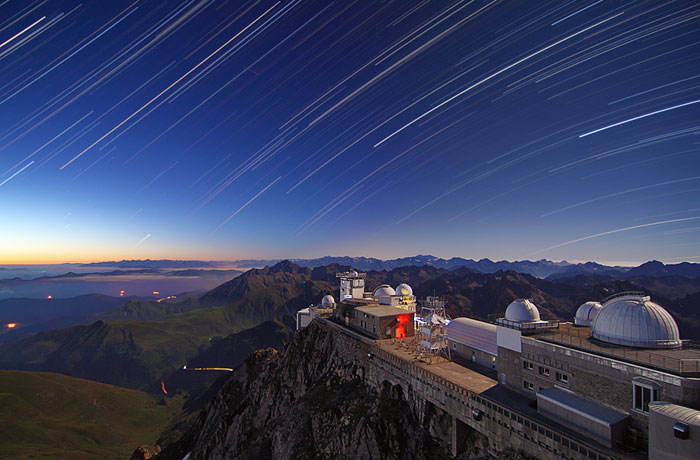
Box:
0, 294, 128, 343
0, 370, 181, 460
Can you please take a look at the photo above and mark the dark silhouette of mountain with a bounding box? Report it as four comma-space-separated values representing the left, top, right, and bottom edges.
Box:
545, 262, 626, 281
623, 260, 700, 279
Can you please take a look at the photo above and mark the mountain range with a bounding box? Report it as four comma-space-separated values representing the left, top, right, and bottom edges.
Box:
73, 256, 700, 280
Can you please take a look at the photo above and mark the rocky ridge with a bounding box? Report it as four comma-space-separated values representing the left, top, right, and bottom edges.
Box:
158, 322, 528, 460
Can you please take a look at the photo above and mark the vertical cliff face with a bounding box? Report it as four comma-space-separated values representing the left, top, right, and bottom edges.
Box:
158, 323, 502, 460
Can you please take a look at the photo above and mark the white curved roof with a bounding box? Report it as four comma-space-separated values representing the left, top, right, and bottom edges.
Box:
321, 295, 335, 307
505, 299, 540, 323
591, 295, 681, 349
446, 318, 497, 356
373, 284, 396, 298
395, 283, 413, 296
575, 301, 602, 326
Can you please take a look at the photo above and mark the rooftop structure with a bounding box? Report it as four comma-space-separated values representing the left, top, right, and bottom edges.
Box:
337, 270, 366, 300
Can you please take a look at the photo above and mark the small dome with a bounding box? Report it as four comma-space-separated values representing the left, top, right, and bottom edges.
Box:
575, 301, 602, 326
395, 283, 413, 296
321, 295, 335, 307
591, 295, 681, 349
373, 284, 396, 298
505, 299, 540, 323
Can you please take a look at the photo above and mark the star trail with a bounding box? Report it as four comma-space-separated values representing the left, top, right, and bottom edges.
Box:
0, 0, 698, 265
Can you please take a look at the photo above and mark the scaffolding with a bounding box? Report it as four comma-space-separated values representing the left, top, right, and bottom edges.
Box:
415, 296, 451, 363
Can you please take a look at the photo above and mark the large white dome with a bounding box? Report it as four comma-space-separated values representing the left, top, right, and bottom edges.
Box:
373, 284, 396, 298
395, 283, 413, 296
575, 301, 602, 326
505, 299, 541, 323
591, 295, 681, 349
321, 295, 335, 307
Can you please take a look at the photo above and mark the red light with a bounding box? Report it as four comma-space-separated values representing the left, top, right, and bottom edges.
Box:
395, 325, 405, 338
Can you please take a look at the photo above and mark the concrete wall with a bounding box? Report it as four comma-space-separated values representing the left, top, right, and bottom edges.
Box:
449, 340, 496, 369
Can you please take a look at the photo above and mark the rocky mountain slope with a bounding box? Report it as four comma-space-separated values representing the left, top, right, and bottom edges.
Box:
158, 322, 522, 460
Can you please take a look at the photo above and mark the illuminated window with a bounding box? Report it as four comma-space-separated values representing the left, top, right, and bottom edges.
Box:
539, 366, 550, 376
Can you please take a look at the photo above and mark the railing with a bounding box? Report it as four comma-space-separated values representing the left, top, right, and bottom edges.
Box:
487, 314, 561, 331
538, 328, 700, 376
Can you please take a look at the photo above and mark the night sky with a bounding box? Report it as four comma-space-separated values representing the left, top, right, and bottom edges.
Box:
1, 0, 699, 264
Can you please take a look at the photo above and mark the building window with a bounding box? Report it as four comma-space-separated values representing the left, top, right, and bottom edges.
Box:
523, 360, 533, 370
633, 381, 659, 413
523, 380, 534, 391
539, 366, 550, 376
556, 372, 568, 383
452, 342, 456, 349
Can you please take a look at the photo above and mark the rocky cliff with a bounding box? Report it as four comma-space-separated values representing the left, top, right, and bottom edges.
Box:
157, 322, 526, 460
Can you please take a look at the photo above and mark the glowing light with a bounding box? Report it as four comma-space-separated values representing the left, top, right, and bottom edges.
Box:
153, 291, 160, 295
161, 381, 168, 395
47, 295, 52, 299
5, 323, 17, 329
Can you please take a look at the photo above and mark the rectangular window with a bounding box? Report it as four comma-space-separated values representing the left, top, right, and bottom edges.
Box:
523, 380, 534, 391
523, 360, 533, 370
556, 372, 569, 383
539, 366, 550, 376
633, 381, 659, 413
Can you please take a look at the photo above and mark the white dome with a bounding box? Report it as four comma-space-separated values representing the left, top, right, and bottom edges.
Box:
321, 295, 335, 307
575, 301, 602, 327
395, 283, 413, 296
505, 299, 540, 323
373, 284, 396, 298
591, 295, 681, 349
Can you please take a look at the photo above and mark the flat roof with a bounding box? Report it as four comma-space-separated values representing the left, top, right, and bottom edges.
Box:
355, 305, 413, 317
535, 323, 700, 376
538, 387, 629, 426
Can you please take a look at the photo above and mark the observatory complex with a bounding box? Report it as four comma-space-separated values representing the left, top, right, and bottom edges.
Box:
297, 274, 700, 460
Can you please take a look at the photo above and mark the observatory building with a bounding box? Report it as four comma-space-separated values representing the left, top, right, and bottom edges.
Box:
297, 275, 700, 458
298, 271, 417, 339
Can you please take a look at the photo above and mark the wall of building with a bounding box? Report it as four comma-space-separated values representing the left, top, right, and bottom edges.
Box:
515, 337, 700, 449
449, 339, 496, 369
648, 404, 700, 460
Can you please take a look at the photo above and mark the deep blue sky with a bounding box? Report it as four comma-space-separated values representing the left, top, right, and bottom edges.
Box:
0, 0, 699, 264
